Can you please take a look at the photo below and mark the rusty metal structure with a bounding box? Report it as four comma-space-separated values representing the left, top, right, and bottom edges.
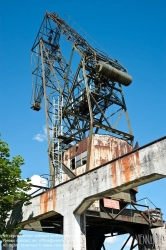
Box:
29, 11, 166, 250
31, 11, 133, 185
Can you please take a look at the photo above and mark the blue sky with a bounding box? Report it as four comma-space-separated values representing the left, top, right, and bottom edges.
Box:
0, 0, 166, 249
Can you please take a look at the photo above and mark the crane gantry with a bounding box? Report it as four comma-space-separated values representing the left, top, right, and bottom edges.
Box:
31, 11, 133, 186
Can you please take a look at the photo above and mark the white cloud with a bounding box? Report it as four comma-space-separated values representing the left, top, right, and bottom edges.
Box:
28, 174, 48, 195
33, 125, 47, 142
105, 234, 119, 244
30, 174, 48, 186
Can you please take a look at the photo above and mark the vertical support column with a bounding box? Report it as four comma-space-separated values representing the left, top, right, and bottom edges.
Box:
119, 84, 133, 146
63, 212, 86, 250
82, 58, 93, 172
40, 39, 55, 187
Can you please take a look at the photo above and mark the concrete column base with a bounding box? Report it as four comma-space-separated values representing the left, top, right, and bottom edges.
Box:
63, 213, 86, 250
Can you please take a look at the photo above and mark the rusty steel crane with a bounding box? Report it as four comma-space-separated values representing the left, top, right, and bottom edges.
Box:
31, 11, 133, 186
29, 12, 166, 250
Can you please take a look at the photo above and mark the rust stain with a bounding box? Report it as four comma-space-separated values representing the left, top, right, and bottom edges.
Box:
70, 137, 88, 158
110, 149, 141, 187
121, 151, 141, 183
40, 191, 48, 214
65, 154, 68, 161
111, 162, 118, 187
52, 189, 56, 210
100, 158, 107, 165
63, 134, 133, 170
122, 156, 131, 183
120, 215, 132, 222
63, 134, 139, 190
40, 189, 56, 214
94, 135, 132, 168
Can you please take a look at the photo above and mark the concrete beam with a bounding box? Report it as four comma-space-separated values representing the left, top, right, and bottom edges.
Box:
10, 137, 166, 250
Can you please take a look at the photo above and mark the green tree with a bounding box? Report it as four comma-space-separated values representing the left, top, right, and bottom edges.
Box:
0, 135, 31, 245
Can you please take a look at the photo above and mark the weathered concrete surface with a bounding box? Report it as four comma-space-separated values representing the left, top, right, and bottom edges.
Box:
151, 226, 166, 249
13, 137, 166, 250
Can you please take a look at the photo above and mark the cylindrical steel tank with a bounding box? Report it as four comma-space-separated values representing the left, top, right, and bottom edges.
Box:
96, 61, 132, 86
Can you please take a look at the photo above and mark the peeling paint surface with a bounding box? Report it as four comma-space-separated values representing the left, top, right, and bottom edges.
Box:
63, 134, 132, 174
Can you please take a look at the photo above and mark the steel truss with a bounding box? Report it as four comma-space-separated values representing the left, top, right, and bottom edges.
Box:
31, 11, 134, 185
88, 200, 162, 249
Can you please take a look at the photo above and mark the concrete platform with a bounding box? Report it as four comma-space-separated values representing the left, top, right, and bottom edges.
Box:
7, 136, 166, 250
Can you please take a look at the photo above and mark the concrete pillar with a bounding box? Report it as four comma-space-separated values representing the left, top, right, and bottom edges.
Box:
63, 212, 86, 250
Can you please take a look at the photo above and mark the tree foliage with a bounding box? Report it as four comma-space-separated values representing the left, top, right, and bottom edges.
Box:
0, 136, 31, 240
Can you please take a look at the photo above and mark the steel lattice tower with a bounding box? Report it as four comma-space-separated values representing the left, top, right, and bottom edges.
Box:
31, 11, 134, 186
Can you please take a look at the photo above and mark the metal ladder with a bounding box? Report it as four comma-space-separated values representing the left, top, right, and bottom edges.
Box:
52, 96, 63, 184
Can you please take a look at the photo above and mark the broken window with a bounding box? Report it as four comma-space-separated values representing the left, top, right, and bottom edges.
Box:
82, 151, 87, 165
70, 158, 75, 170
